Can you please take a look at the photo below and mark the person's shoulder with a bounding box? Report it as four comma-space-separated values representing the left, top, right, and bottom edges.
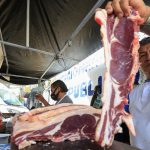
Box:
129, 84, 141, 97
131, 83, 145, 92
135, 82, 150, 90
129, 83, 147, 100
63, 95, 73, 103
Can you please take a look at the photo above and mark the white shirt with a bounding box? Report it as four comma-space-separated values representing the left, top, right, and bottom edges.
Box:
129, 81, 150, 150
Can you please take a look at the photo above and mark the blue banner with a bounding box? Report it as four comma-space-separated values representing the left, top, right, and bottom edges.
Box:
0, 144, 10, 150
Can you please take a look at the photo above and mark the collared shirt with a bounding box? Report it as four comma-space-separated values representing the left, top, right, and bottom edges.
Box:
55, 95, 73, 105
129, 81, 150, 150
56, 94, 67, 105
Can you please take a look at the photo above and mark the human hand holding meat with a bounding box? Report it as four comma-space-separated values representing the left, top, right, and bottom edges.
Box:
105, 0, 150, 23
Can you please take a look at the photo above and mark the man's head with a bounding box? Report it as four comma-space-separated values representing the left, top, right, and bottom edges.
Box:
50, 80, 68, 101
139, 37, 150, 79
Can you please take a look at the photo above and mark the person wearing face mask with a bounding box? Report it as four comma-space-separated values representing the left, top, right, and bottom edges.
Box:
35, 80, 73, 106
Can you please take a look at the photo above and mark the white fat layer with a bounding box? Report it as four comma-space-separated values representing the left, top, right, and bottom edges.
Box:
13, 107, 101, 146
13, 106, 101, 136
18, 140, 36, 150
15, 107, 100, 148
45, 122, 63, 136
19, 104, 88, 122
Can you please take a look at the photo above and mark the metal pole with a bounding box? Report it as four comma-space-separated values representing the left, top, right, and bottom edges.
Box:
0, 73, 47, 80
26, 0, 30, 47
62, 56, 80, 62
40, 0, 105, 79
59, 0, 105, 55
0, 40, 54, 56
40, 59, 56, 79
0, 29, 9, 74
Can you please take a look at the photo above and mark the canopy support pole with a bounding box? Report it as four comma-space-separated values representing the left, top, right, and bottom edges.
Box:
59, 0, 105, 55
0, 29, 9, 74
40, 0, 105, 79
0, 73, 46, 80
26, 0, 30, 47
0, 40, 54, 56
40, 59, 56, 80
1, 0, 106, 81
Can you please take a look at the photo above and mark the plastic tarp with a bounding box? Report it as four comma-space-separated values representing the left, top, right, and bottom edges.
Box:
0, 0, 105, 84
0, 0, 149, 85
0, 89, 22, 106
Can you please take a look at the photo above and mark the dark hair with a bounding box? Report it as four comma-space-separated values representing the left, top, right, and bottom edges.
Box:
51, 80, 68, 92
140, 37, 150, 46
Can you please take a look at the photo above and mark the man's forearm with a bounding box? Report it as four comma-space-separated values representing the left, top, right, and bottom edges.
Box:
35, 94, 50, 106
37, 96, 50, 106
41, 98, 50, 106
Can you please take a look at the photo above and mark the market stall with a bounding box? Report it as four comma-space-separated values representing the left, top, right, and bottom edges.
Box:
0, 0, 150, 150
